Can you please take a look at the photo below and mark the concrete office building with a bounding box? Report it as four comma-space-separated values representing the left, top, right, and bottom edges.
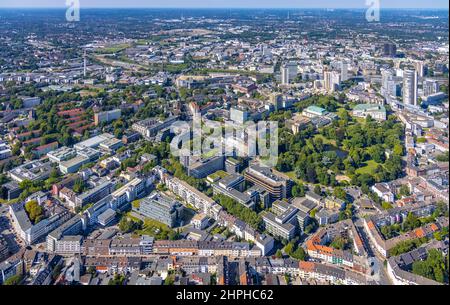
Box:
9, 203, 72, 245
8, 160, 53, 183
110, 177, 145, 210
94, 109, 121, 126
422, 79, 440, 97
164, 175, 217, 217
225, 157, 243, 174
244, 163, 293, 202
46, 214, 85, 252
53, 236, 83, 255
415, 61, 427, 78
323, 71, 341, 92
381, 68, 397, 98
187, 156, 225, 179
132, 116, 178, 139
71, 180, 114, 210
230, 106, 249, 124
212, 174, 258, 210
134, 192, 184, 228
97, 208, 117, 227
262, 201, 299, 240
82, 178, 145, 226
0, 141, 12, 160
74, 133, 115, 150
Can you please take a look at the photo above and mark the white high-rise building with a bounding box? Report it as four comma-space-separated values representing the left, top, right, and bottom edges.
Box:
262, 46, 272, 56
230, 107, 249, 124
415, 61, 427, 78
281, 64, 290, 85
287, 62, 298, 80
340, 61, 348, 81
403, 70, 418, 106
324, 71, 341, 92
422, 79, 440, 97
381, 69, 396, 98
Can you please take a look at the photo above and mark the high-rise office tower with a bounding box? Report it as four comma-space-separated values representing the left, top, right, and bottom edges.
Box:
383, 43, 397, 57
262, 46, 271, 56
281, 64, 290, 85
403, 70, 418, 106
381, 69, 396, 98
422, 79, 440, 97
415, 61, 427, 78
270, 93, 283, 111
230, 106, 249, 124
340, 61, 348, 81
287, 62, 298, 80
324, 71, 341, 92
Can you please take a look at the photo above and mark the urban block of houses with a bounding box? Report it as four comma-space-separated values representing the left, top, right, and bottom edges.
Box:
9, 203, 72, 245
386, 240, 446, 285
305, 220, 367, 273
363, 203, 445, 257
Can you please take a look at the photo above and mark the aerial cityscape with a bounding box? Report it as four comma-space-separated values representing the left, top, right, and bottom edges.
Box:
0, 1, 449, 287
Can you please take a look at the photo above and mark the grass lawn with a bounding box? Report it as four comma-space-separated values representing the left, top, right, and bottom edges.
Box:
132, 214, 176, 239
202, 148, 220, 159
95, 43, 131, 54
211, 225, 226, 235
355, 160, 380, 175
207, 170, 229, 181
79, 90, 101, 97
285, 171, 308, 185
314, 134, 337, 146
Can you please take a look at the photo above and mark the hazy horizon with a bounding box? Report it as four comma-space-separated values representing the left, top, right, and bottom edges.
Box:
0, 0, 448, 9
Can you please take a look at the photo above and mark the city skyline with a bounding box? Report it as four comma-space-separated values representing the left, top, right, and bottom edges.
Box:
0, 0, 449, 9
0, 3, 448, 290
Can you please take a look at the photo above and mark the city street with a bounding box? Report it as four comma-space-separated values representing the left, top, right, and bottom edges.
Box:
0, 204, 22, 256
354, 218, 391, 285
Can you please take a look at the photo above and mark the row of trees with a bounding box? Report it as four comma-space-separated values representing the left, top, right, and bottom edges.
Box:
162, 157, 209, 193
389, 237, 428, 257
213, 194, 262, 231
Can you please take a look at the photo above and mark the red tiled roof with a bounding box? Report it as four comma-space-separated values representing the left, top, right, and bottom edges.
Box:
299, 261, 315, 272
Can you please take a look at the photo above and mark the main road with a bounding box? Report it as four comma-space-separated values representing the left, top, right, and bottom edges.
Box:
354, 217, 392, 285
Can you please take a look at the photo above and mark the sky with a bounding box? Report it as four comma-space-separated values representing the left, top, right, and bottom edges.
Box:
0, 0, 448, 9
